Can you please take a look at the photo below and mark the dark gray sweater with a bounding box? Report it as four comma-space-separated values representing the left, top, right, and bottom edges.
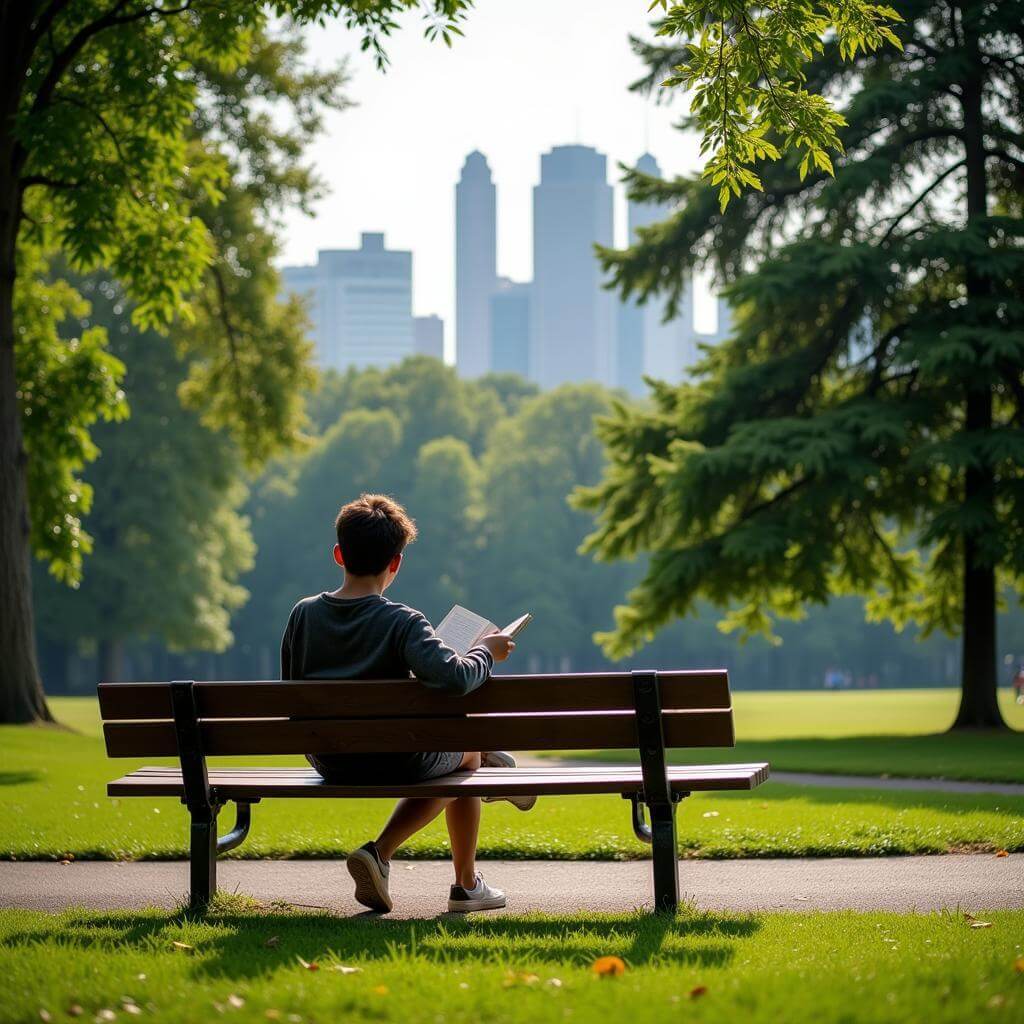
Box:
279, 592, 493, 694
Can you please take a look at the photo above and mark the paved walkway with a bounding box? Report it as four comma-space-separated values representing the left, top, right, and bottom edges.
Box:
2, 855, 1021, 916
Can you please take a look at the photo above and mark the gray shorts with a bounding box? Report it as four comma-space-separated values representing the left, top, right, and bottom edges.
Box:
307, 750, 464, 785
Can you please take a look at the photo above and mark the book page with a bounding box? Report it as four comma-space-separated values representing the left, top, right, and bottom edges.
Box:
435, 605, 497, 656
502, 612, 533, 639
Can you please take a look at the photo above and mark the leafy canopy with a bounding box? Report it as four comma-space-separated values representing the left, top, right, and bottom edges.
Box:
647, 0, 903, 208
580, 0, 1024, 660
14, 4, 466, 584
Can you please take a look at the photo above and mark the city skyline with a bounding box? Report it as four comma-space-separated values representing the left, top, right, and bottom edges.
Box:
283, 142, 731, 388
277, 0, 709, 361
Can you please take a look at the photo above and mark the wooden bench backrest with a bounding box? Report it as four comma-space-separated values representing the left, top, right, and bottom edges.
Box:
98, 671, 734, 758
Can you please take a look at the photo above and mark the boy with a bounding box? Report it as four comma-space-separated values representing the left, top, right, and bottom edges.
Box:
280, 493, 533, 914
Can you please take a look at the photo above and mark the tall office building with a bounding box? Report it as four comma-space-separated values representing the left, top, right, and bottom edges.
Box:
281, 233, 414, 371
455, 150, 498, 378
490, 278, 531, 377
530, 145, 615, 389
617, 152, 675, 393
413, 314, 444, 360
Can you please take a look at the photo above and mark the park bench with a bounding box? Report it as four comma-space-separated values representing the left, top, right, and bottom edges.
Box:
98, 670, 769, 912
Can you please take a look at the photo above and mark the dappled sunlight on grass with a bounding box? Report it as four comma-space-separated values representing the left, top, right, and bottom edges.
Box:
1, 904, 1022, 1024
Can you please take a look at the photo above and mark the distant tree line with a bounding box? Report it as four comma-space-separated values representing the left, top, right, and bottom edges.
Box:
34, 351, 1024, 694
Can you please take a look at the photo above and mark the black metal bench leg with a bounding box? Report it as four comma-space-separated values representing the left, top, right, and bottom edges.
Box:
648, 801, 679, 912
189, 809, 217, 908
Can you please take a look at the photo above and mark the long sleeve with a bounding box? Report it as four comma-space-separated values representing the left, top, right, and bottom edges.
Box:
280, 611, 294, 680
401, 612, 493, 696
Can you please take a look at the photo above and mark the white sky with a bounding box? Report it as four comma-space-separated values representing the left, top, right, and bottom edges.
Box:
280, 0, 709, 360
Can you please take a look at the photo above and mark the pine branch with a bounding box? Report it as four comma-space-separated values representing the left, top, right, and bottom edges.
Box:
877, 159, 966, 246
986, 148, 1024, 174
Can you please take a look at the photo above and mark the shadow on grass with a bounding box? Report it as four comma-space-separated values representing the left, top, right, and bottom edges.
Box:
0, 771, 41, 786
0, 906, 759, 979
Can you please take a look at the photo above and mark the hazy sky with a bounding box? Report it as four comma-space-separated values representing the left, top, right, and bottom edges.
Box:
280, 0, 706, 359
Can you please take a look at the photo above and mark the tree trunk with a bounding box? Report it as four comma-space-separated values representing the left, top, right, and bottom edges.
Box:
951, 17, 1005, 731
0, 193, 51, 724
0, 8, 52, 724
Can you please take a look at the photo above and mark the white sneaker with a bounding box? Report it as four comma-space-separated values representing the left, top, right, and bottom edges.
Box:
481, 751, 538, 811
448, 873, 507, 912
346, 842, 392, 912
482, 751, 517, 768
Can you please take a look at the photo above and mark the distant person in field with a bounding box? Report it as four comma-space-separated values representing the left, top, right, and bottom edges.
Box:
279, 493, 534, 915
1013, 663, 1024, 705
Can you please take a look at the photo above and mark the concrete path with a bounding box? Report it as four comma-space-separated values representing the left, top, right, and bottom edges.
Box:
2, 855, 1021, 917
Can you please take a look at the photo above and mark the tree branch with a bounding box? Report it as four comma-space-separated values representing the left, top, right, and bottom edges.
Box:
27, 0, 76, 52
29, 0, 194, 118
986, 148, 1024, 173
20, 174, 83, 190
877, 159, 966, 246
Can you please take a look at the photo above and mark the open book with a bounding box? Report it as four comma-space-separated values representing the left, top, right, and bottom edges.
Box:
435, 604, 532, 657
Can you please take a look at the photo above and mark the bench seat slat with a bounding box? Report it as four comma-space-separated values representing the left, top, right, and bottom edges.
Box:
98, 671, 730, 721
102, 708, 734, 757
107, 763, 771, 799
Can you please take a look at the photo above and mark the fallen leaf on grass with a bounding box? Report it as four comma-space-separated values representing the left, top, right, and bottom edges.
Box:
296, 956, 318, 972
995, 850, 1009, 858
171, 941, 195, 954
371, 985, 389, 996
1015, 957, 1024, 974
263, 936, 280, 949
332, 965, 361, 975
503, 972, 541, 988
592, 956, 626, 977
689, 986, 708, 1000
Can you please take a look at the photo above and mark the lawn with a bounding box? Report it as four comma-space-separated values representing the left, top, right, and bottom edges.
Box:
2, 902, 1022, 1024
545, 688, 1024, 784
2, 697, 1023, 861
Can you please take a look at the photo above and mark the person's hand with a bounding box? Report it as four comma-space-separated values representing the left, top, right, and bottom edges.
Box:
480, 632, 515, 662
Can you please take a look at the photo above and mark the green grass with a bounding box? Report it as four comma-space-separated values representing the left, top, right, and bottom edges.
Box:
2, 697, 1023, 861
545, 688, 1024, 784
2, 903, 1023, 1024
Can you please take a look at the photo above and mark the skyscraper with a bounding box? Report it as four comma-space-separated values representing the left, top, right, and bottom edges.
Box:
617, 152, 672, 393
490, 278, 531, 377
413, 314, 444, 360
281, 233, 414, 371
530, 145, 615, 389
455, 150, 497, 378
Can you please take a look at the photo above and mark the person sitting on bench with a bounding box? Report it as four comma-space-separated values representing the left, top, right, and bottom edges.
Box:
279, 492, 531, 914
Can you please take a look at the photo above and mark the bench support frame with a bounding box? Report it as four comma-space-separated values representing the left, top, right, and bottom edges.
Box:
170, 680, 255, 908
631, 670, 679, 912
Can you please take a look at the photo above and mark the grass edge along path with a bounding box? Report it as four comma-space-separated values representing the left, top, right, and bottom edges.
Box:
2, 901, 1023, 1024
